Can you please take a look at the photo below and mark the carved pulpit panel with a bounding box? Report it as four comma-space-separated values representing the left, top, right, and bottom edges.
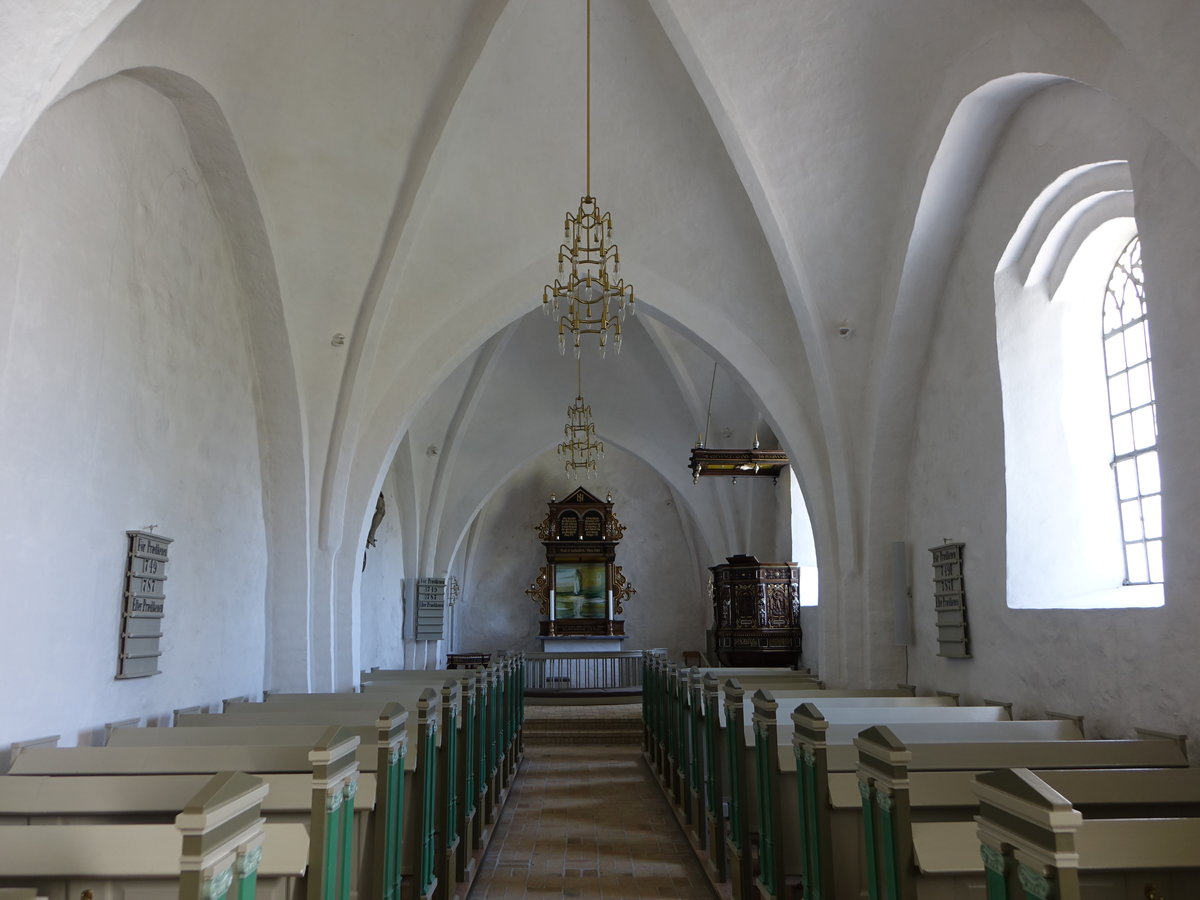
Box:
709, 554, 802, 667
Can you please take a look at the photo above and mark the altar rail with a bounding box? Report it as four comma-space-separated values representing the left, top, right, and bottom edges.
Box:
525, 650, 663, 697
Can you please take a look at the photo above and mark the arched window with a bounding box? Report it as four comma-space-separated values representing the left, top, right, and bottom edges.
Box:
1101, 236, 1163, 584
995, 161, 1162, 608
787, 468, 819, 606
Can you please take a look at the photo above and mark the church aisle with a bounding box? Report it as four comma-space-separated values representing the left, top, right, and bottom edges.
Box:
468, 745, 716, 899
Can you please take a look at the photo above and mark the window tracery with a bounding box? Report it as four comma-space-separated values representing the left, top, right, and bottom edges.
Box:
1101, 236, 1163, 584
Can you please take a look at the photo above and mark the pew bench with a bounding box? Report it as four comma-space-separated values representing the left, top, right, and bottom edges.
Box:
642, 659, 804, 782
351, 671, 505, 842
816, 724, 1180, 900
360, 653, 524, 781
913, 816, 1200, 899
796, 710, 1099, 900
670, 671, 825, 818
694, 681, 935, 887
104, 710, 414, 900
7, 726, 376, 900
739, 693, 1016, 900
177, 695, 443, 900
0, 771, 304, 900
0, 771, 369, 824
361, 675, 499, 855
857, 746, 1200, 899
972, 766, 1200, 900
0, 823, 309, 900
215, 684, 480, 897
656, 665, 818, 793
672, 678, 933, 892
312, 664, 516, 837
662, 670, 825, 824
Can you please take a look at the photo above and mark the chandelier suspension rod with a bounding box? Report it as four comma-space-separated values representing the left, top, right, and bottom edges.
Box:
586, 0, 591, 197
702, 361, 718, 447
577, 355, 583, 397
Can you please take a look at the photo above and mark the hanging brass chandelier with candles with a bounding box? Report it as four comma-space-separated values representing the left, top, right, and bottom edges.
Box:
559, 358, 604, 479
542, 0, 636, 358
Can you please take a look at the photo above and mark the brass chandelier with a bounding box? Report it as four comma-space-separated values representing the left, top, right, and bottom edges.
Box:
542, 0, 635, 358
559, 358, 604, 479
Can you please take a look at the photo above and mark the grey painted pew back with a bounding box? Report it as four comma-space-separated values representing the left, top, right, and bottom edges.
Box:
975, 766, 1200, 900
0, 771, 304, 900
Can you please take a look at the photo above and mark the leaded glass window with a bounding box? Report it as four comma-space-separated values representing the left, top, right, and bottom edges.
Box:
1102, 236, 1163, 584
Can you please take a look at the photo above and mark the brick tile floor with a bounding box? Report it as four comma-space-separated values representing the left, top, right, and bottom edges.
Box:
468, 745, 716, 899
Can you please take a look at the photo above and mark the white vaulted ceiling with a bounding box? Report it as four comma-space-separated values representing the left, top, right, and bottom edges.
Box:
5, 0, 1200, 688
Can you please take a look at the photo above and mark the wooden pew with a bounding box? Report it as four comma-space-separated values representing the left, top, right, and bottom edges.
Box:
251, 675, 484, 894
363, 651, 524, 768
800, 717, 1186, 900
692, 678, 918, 834
684, 670, 823, 843
360, 655, 523, 817
0, 770, 306, 900
643, 660, 806, 787
736, 692, 1000, 900
666, 667, 820, 809
360, 667, 498, 841
215, 679, 486, 900
698, 679, 929, 886
653, 664, 818, 807
643, 655, 691, 774
794, 708, 1085, 900
973, 766, 1200, 900
857, 725, 1195, 900
0, 769, 364, 899
8, 725, 370, 900
182, 692, 446, 900
641, 654, 668, 762
102, 704, 410, 900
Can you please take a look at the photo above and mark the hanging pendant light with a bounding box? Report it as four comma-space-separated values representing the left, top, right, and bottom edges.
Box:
559, 357, 604, 479
688, 362, 790, 483
542, 0, 636, 358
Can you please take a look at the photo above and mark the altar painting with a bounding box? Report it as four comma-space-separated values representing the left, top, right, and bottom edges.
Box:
554, 562, 606, 618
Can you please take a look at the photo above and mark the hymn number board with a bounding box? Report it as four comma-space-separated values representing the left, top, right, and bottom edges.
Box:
930, 541, 970, 658
118, 529, 173, 679
414, 577, 447, 641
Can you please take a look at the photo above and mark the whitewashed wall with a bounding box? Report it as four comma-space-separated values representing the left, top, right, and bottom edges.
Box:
455, 444, 713, 660
357, 466, 405, 672
0, 76, 267, 754
904, 81, 1200, 750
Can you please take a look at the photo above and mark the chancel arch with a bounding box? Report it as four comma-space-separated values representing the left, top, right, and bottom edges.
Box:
448, 443, 710, 661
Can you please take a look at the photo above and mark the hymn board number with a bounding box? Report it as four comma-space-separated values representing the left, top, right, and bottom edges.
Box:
117, 529, 173, 678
